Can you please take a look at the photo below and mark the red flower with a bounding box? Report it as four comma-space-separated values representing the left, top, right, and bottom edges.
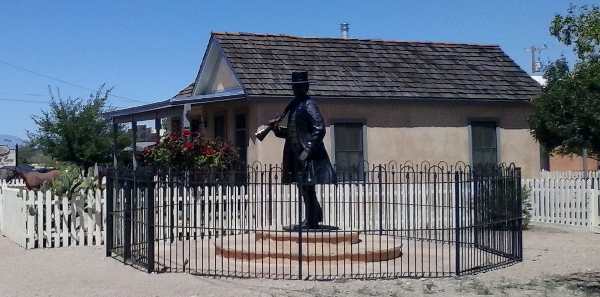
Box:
183, 142, 193, 151
182, 129, 192, 138
169, 133, 179, 141
143, 145, 155, 157
202, 146, 216, 156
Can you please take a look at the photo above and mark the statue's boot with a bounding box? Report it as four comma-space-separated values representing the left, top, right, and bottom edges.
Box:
299, 184, 324, 227
315, 206, 323, 223
300, 219, 319, 229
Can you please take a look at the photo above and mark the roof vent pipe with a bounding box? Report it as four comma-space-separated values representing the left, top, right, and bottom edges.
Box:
340, 23, 349, 39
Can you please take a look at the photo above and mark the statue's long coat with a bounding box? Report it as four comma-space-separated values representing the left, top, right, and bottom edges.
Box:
273, 97, 336, 184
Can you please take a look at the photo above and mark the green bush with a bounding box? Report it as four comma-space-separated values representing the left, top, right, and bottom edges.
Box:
50, 163, 100, 204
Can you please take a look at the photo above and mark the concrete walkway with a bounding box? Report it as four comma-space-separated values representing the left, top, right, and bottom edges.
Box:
1, 224, 599, 297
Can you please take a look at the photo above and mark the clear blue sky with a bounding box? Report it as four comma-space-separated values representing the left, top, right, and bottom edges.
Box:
0, 0, 593, 138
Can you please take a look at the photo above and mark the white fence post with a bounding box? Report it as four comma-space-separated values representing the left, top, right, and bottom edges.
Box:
590, 178, 600, 232
0, 188, 27, 247
0, 180, 107, 249
526, 171, 600, 231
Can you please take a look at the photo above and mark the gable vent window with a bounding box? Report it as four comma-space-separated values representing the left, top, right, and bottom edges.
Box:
334, 123, 365, 180
471, 121, 498, 169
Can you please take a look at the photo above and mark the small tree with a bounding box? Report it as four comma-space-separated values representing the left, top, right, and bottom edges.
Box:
530, 5, 600, 161
29, 86, 129, 169
16, 142, 53, 166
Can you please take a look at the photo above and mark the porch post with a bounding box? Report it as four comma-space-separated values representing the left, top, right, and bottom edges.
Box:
131, 116, 137, 170
154, 114, 161, 144
182, 103, 191, 130
227, 108, 236, 144
197, 105, 207, 136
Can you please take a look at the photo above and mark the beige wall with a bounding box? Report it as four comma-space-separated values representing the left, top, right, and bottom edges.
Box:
247, 98, 540, 177
498, 128, 540, 177
366, 127, 469, 165
549, 155, 599, 171
182, 98, 540, 177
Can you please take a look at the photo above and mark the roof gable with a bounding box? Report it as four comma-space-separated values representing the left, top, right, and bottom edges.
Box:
211, 32, 541, 101
175, 40, 242, 100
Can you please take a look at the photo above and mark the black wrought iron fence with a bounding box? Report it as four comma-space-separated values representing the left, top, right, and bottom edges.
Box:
105, 162, 522, 280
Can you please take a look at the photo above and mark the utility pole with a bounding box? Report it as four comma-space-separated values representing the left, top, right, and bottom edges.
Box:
526, 45, 547, 73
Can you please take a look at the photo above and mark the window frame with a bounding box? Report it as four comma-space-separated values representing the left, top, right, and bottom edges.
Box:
469, 120, 500, 168
332, 120, 367, 180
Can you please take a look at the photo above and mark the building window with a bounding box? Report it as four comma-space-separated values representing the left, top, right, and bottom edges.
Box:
191, 119, 201, 134
235, 113, 247, 166
214, 114, 226, 140
334, 123, 364, 179
171, 117, 181, 135
471, 121, 498, 168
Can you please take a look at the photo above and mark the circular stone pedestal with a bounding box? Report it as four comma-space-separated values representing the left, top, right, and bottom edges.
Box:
256, 230, 361, 244
215, 232, 402, 262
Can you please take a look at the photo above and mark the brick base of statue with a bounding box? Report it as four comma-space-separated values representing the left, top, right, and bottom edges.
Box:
215, 229, 403, 262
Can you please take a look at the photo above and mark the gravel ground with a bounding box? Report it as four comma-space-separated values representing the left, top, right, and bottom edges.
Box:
1, 224, 599, 297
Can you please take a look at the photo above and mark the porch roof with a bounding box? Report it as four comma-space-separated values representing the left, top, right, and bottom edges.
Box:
105, 89, 245, 122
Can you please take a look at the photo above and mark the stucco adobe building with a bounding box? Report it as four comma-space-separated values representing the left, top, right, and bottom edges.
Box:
108, 32, 542, 177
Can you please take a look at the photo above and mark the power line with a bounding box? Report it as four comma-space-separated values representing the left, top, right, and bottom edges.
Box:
0, 97, 50, 104
0, 58, 150, 104
0, 97, 124, 109
0, 91, 43, 97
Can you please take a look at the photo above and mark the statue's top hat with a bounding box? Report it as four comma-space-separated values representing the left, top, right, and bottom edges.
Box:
289, 71, 310, 84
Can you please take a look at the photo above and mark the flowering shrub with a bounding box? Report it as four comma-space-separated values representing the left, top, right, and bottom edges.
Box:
143, 129, 239, 170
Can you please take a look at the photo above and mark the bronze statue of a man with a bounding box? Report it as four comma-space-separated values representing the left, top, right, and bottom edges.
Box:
261, 71, 336, 229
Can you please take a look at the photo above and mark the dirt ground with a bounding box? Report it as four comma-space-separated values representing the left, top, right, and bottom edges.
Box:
1, 224, 599, 297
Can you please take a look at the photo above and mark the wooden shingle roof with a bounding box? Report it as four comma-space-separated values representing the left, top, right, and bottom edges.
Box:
212, 32, 540, 101
173, 83, 194, 98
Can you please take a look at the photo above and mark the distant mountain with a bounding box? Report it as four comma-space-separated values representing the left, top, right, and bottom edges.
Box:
0, 134, 26, 147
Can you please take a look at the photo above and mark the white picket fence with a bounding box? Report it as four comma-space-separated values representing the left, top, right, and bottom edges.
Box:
524, 175, 600, 231
540, 170, 600, 179
0, 181, 106, 249
183, 182, 463, 232
0, 178, 25, 188
138, 180, 468, 247
7, 170, 599, 249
